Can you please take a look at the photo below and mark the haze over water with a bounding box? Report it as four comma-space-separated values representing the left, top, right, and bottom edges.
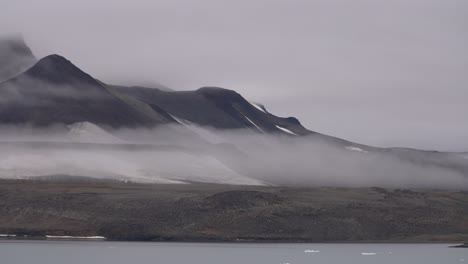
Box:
1, 240, 466, 264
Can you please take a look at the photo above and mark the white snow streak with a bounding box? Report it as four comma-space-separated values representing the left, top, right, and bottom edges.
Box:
248, 101, 267, 113
168, 114, 193, 125
275, 125, 297, 135
345, 146, 368, 153
244, 116, 265, 133
67, 122, 122, 143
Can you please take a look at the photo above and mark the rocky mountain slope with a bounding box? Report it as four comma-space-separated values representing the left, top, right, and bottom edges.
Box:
0, 54, 175, 128
0, 36, 311, 135
114, 85, 311, 135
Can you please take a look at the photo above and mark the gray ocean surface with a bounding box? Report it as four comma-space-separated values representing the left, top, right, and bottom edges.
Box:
0, 240, 466, 264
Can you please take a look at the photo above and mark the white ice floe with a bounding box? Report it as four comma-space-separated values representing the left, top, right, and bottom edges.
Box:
248, 101, 267, 113
244, 116, 265, 133
275, 125, 297, 135
46, 235, 105, 239
345, 146, 368, 153
0, 234, 16, 237
304, 250, 320, 253
361, 252, 377, 256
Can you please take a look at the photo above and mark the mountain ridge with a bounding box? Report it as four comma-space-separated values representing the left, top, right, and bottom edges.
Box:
0, 54, 174, 128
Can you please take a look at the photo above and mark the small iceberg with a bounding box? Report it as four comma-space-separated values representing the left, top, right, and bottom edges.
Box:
361, 252, 377, 256
304, 250, 320, 253
0, 234, 16, 237
46, 235, 105, 240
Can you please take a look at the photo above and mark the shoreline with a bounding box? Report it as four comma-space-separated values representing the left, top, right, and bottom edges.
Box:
1, 179, 467, 243
0, 236, 464, 245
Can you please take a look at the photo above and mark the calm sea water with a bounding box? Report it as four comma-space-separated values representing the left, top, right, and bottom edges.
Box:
0, 240, 466, 264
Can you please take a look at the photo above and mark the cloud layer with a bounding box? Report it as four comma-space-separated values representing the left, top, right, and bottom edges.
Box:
0, 124, 467, 189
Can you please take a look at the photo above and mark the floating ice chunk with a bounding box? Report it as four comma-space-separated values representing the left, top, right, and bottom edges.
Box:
275, 125, 297, 135
248, 101, 267, 113
0, 234, 16, 237
46, 235, 105, 239
345, 146, 368, 153
304, 250, 320, 253
361, 252, 377, 256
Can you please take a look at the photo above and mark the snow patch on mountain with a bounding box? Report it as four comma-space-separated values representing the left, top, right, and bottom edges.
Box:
275, 125, 297, 135
166, 114, 227, 143
248, 101, 267, 113
168, 114, 194, 125
0, 148, 263, 186
345, 146, 368, 153
67, 122, 122, 143
244, 116, 265, 133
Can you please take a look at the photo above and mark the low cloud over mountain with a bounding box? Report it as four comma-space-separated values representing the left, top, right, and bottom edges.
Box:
0, 36, 467, 189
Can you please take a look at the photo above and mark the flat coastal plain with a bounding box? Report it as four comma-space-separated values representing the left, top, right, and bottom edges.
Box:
0, 179, 467, 242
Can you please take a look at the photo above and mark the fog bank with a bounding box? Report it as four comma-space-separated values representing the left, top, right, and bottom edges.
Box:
0, 123, 467, 189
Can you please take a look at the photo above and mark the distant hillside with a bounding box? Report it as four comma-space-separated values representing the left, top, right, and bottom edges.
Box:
115, 85, 311, 135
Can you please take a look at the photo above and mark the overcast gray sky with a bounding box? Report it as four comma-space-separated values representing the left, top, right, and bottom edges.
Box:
2, 0, 467, 151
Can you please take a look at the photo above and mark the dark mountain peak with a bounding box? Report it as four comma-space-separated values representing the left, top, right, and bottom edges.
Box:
197, 86, 239, 95
0, 34, 37, 82
38, 54, 68, 63
24, 54, 96, 85
0, 53, 170, 128
32, 54, 76, 73
285, 117, 301, 125
196, 86, 244, 103
197, 86, 230, 91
